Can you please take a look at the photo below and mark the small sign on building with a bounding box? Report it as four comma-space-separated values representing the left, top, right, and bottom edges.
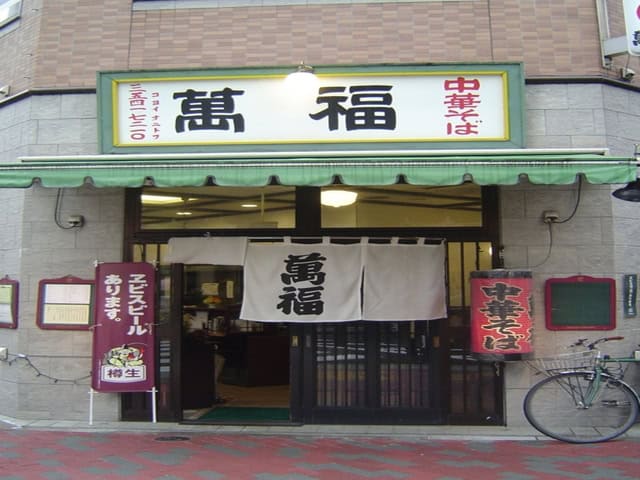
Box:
623, 0, 640, 55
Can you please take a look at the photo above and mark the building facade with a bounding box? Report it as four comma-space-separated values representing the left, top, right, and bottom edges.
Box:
1, 0, 640, 427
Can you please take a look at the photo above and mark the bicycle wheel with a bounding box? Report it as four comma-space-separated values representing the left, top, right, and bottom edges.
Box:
523, 371, 639, 443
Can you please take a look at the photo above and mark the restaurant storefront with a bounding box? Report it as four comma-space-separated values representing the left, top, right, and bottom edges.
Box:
0, 63, 635, 426
120, 182, 500, 424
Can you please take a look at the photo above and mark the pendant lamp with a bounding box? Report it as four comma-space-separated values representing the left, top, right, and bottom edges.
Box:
612, 180, 640, 202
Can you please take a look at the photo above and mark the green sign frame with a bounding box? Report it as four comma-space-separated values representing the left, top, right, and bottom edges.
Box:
97, 63, 525, 154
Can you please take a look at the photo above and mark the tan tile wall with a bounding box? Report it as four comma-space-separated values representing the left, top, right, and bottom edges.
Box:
0, 0, 42, 95
126, 1, 596, 75
6, 0, 639, 90
31, 0, 132, 88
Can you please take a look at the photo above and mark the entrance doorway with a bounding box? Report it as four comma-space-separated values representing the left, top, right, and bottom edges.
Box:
121, 185, 504, 425
179, 265, 291, 423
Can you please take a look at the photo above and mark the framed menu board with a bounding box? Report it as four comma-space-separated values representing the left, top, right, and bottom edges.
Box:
36, 275, 94, 330
0, 276, 18, 329
545, 275, 616, 330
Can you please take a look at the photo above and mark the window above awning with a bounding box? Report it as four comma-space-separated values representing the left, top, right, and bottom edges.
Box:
0, 149, 636, 188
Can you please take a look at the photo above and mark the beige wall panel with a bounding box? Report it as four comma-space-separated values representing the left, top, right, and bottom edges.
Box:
22, 0, 640, 89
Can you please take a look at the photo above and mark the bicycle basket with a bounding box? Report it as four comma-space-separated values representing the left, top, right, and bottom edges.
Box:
527, 350, 598, 376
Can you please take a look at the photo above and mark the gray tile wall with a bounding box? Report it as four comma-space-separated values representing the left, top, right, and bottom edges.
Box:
0, 94, 124, 421
501, 83, 640, 427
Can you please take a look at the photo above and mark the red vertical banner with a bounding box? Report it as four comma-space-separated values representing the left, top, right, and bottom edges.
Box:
470, 270, 533, 361
92, 262, 156, 392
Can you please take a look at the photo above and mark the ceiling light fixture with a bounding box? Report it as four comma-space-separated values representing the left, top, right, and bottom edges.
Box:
321, 190, 358, 208
285, 61, 318, 90
289, 61, 314, 76
612, 146, 640, 201
611, 145, 640, 201
141, 194, 184, 205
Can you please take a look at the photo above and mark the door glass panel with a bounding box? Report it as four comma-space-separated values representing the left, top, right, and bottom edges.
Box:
379, 322, 433, 408
321, 184, 482, 228
157, 264, 173, 416
447, 241, 492, 308
447, 241, 502, 423
140, 186, 295, 230
123, 243, 177, 420
314, 321, 436, 411
315, 323, 366, 407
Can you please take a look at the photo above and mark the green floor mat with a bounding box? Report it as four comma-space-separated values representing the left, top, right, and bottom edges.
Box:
197, 407, 290, 422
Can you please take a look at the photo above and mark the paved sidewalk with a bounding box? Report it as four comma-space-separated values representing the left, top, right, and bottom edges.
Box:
2, 413, 640, 439
0, 414, 545, 440
1, 425, 639, 480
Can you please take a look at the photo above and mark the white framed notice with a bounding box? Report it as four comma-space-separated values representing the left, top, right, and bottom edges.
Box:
0, 277, 18, 329
36, 276, 94, 330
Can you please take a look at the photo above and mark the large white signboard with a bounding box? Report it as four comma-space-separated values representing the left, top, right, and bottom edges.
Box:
114, 73, 507, 147
99, 64, 525, 152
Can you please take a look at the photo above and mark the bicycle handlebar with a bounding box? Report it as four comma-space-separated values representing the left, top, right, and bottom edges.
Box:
570, 336, 625, 350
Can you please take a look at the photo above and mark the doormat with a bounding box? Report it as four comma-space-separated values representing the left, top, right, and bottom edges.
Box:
197, 407, 290, 422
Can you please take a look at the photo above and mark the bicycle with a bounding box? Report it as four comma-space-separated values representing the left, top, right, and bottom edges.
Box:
523, 336, 640, 443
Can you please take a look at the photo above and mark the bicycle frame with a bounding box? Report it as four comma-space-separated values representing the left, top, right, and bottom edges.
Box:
580, 355, 640, 408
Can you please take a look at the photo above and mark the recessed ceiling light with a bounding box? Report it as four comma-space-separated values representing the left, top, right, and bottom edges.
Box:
141, 194, 183, 205
241, 203, 258, 208
321, 190, 358, 208
176, 211, 192, 216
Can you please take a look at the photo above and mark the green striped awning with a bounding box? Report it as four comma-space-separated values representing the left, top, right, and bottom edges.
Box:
0, 149, 635, 188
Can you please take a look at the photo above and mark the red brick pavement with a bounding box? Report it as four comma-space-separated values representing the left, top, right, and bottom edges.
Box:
1, 429, 639, 479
